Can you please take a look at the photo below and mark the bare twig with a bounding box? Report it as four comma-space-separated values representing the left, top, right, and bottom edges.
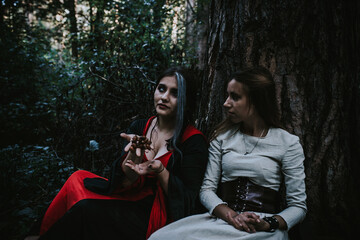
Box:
134, 65, 156, 85
37, 184, 48, 194
186, 0, 197, 15
88, 67, 134, 95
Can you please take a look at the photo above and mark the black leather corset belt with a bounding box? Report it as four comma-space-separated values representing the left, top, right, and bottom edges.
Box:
219, 177, 280, 214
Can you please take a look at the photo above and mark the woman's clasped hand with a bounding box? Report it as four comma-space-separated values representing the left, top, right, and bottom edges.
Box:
226, 211, 273, 233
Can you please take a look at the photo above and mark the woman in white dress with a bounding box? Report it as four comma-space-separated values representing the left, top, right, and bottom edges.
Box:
149, 66, 307, 240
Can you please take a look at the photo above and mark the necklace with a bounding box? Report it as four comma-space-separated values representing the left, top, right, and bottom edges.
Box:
243, 128, 266, 155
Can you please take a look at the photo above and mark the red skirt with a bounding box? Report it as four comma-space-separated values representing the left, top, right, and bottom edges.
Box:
39, 169, 154, 235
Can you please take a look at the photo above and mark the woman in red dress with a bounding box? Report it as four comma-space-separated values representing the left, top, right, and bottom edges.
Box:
28, 67, 208, 240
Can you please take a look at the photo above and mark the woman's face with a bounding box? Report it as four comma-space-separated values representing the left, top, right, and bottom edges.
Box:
154, 76, 178, 118
223, 79, 254, 124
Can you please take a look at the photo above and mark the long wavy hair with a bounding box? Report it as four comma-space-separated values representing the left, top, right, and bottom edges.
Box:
211, 66, 282, 140
156, 66, 197, 156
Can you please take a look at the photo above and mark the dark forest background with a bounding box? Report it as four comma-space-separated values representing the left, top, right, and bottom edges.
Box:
0, 0, 359, 240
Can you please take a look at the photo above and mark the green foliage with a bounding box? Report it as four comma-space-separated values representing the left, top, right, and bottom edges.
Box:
0, 144, 73, 240
0, 0, 202, 238
0, 21, 57, 146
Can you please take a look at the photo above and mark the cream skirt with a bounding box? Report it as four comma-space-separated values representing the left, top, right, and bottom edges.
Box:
148, 213, 288, 240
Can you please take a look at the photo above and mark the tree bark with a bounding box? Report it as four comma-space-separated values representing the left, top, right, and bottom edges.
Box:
66, 0, 78, 59
185, 0, 196, 49
197, 0, 360, 238
93, 0, 105, 51
194, 0, 210, 71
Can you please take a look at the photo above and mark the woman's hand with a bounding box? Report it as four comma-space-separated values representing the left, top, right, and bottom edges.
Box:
120, 133, 152, 184
252, 217, 272, 232
253, 215, 287, 232
124, 159, 164, 176
121, 133, 152, 160
226, 211, 261, 233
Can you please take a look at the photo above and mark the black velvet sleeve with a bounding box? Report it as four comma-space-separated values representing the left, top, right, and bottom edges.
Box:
167, 134, 209, 221
83, 118, 148, 195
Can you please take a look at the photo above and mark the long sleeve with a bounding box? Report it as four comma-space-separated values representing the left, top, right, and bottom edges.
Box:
277, 136, 307, 229
167, 134, 208, 221
199, 136, 227, 214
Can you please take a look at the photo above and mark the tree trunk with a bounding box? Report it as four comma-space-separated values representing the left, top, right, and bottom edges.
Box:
0, 0, 4, 27
89, 0, 94, 33
197, 0, 360, 239
66, 0, 78, 59
195, 0, 210, 71
185, 0, 196, 49
93, 0, 105, 51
